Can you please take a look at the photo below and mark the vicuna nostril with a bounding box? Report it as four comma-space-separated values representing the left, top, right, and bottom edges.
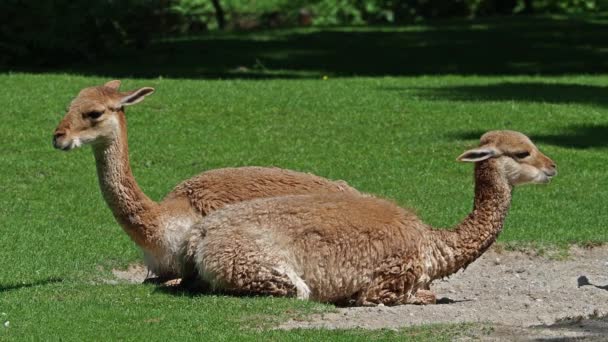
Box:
545, 167, 557, 177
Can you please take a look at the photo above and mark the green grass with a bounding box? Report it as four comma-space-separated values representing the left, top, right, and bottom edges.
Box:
1, 15, 608, 340
0, 283, 469, 340
2, 72, 607, 339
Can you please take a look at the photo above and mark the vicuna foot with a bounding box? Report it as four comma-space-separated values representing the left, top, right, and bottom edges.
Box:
410, 289, 437, 305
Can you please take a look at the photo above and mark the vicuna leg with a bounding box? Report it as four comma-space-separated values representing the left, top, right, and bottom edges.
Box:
197, 238, 307, 299
355, 258, 418, 306
410, 289, 437, 305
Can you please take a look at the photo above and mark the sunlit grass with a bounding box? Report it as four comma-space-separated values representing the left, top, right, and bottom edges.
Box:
0, 72, 606, 339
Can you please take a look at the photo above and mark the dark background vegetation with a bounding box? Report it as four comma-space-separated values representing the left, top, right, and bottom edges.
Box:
1, 0, 606, 73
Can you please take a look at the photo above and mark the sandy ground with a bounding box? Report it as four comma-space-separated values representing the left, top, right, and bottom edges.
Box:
279, 246, 608, 340
113, 246, 608, 340
111, 264, 149, 284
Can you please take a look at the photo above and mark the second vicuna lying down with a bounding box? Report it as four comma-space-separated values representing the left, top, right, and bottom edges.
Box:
182, 130, 557, 305
52, 80, 358, 281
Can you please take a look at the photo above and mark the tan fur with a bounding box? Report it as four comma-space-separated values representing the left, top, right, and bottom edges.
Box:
183, 131, 557, 305
53, 81, 359, 278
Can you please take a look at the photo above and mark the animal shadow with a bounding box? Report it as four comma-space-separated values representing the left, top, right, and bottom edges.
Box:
436, 297, 472, 305
577, 275, 608, 291
152, 278, 213, 297
451, 125, 608, 149
0, 277, 63, 293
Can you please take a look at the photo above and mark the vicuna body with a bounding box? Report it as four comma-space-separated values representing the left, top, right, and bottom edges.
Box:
183, 130, 557, 305
52, 81, 358, 279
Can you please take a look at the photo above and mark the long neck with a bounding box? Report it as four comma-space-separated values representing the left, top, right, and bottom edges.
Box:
92, 113, 160, 248
429, 158, 512, 279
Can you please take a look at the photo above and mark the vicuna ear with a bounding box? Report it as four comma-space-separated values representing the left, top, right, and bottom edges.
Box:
105, 80, 122, 90
120, 87, 155, 106
457, 146, 499, 163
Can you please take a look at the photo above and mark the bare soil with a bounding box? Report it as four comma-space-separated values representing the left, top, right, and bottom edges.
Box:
279, 246, 608, 340
111, 264, 149, 284
112, 246, 608, 340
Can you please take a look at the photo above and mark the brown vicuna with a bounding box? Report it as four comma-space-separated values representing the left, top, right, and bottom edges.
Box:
52, 80, 358, 281
182, 130, 557, 305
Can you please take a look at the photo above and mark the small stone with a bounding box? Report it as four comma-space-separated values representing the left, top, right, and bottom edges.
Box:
494, 258, 501, 265
377, 303, 385, 307
3, 321, 9, 328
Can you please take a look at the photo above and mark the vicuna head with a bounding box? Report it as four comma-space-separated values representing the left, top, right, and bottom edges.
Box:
52, 80, 154, 151
457, 130, 557, 185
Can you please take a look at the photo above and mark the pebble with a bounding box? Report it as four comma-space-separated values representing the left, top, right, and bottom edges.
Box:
3, 321, 9, 328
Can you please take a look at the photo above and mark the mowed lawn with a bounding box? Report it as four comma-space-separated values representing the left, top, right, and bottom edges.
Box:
1, 16, 608, 338
1, 73, 606, 339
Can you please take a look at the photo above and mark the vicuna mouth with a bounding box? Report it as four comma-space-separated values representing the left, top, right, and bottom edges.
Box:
544, 171, 557, 180
52, 140, 73, 151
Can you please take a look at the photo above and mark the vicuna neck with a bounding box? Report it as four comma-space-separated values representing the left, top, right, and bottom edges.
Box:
92, 113, 160, 247
429, 158, 512, 279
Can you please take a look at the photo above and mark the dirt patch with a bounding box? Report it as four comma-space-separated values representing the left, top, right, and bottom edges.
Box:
111, 264, 149, 284
280, 246, 608, 340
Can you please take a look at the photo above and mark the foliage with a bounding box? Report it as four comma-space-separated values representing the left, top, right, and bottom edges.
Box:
169, 0, 608, 29
170, 0, 301, 30
536, 0, 601, 13
305, 0, 606, 24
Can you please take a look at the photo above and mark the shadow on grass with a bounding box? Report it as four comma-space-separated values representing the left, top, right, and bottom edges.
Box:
451, 125, 608, 149
402, 82, 608, 108
153, 285, 209, 297
4, 15, 608, 78
0, 277, 63, 293
155, 282, 473, 307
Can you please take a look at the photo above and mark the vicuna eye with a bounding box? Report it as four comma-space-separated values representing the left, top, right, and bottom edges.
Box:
514, 151, 530, 159
86, 111, 103, 119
